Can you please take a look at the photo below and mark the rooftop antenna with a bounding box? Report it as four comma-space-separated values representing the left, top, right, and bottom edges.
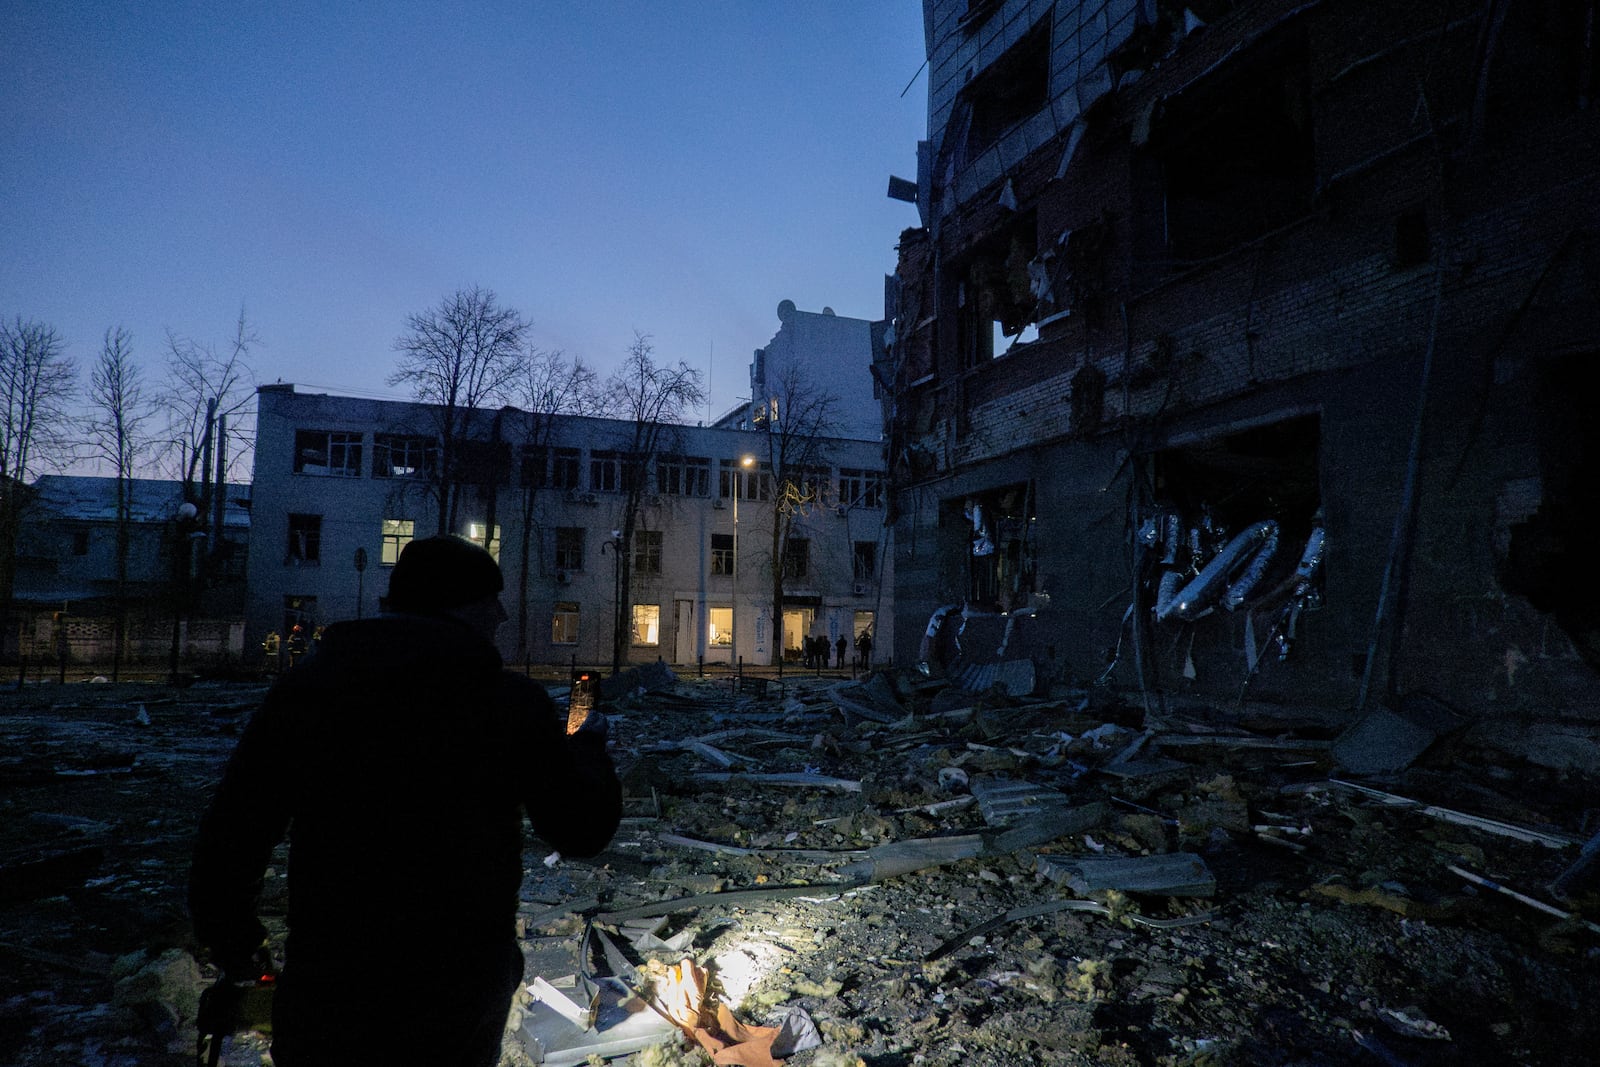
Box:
705, 339, 714, 426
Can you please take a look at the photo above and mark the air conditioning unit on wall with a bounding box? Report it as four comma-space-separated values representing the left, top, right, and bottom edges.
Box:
555, 569, 570, 584
712, 499, 727, 510
852, 582, 869, 596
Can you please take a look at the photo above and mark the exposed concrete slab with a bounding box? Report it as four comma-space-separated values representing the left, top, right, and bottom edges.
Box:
1036, 851, 1217, 897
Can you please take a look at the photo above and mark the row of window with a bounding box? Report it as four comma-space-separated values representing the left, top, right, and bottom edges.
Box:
286, 514, 880, 581
291, 430, 885, 507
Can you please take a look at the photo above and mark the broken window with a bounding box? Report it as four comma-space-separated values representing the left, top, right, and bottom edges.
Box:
555, 527, 585, 572
1145, 414, 1324, 627
380, 519, 414, 565
853, 541, 877, 581
287, 514, 322, 564
634, 530, 663, 576
1149, 27, 1314, 262
953, 219, 1039, 370
467, 522, 501, 563
372, 434, 437, 479
658, 454, 711, 496
551, 448, 581, 490
960, 17, 1050, 163
520, 445, 548, 489
782, 537, 810, 580
294, 429, 362, 477
839, 468, 884, 509
711, 533, 734, 576
71, 528, 90, 556
551, 601, 579, 645
631, 603, 661, 646
951, 483, 1036, 611
591, 451, 622, 493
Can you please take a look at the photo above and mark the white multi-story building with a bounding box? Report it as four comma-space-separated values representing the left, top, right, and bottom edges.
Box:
246, 383, 892, 670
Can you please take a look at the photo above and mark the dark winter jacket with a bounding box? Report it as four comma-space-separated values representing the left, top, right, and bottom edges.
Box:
189, 613, 622, 975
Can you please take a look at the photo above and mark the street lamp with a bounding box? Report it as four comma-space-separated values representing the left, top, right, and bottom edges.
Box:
601, 529, 623, 675
731, 454, 755, 671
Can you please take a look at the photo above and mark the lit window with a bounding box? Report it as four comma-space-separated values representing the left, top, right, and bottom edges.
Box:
552, 601, 579, 644
294, 430, 362, 477
708, 606, 732, 646
467, 523, 501, 563
632, 603, 660, 646
380, 519, 415, 565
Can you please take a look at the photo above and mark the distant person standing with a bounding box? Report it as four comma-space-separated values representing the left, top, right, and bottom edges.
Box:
835, 635, 848, 669
855, 629, 873, 668
191, 536, 621, 1066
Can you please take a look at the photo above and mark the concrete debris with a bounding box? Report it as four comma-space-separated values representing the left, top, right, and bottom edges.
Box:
1333, 692, 1466, 775
952, 659, 1037, 697
7, 675, 1600, 1065
1034, 851, 1217, 897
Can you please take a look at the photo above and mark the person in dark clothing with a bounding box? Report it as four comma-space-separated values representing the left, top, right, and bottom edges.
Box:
856, 629, 873, 668
190, 535, 621, 1066
835, 635, 848, 669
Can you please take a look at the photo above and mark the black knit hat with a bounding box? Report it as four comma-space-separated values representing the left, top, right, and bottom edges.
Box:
386, 535, 503, 614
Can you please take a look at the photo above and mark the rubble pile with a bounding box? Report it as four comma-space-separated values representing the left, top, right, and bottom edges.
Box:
3, 672, 1599, 1065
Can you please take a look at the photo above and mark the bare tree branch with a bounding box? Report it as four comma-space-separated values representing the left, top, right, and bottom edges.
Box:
390, 286, 530, 533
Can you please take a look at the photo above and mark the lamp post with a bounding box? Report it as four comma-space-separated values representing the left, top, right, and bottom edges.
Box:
168, 500, 201, 686
731, 454, 755, 671
602, 529, 623, 674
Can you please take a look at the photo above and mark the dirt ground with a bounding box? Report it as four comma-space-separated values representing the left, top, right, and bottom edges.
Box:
3, 671, 1599, 1066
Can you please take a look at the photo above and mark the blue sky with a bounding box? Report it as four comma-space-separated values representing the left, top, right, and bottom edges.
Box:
2, 1, 927, 425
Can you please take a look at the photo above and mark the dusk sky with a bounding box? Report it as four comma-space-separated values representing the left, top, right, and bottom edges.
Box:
2, 2, 928, 430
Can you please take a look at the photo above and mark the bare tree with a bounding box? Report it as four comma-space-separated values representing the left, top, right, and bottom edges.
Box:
159, 309, 257, 508
390, 287, 529, 535
87, 327, 155, 678
602, 332, 705, 674
754, 362, 843, 667
0, 315, 77, 658
510, 348, 604, 657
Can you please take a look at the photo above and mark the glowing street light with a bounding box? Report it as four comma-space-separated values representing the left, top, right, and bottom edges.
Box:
731, 454, 755, 670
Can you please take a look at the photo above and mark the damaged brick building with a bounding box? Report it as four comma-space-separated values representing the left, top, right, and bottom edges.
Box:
884, 0, 1600, 746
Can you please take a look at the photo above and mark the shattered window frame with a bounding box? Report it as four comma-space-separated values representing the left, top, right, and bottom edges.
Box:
658, 454, 711, 497
371, 434, 438, 479
591, 450, 622, 493
551, 448, 581, 490
551, 601, 579, 645
853, 540, 877, 581
839, 468, 884, 509
287, 513, 322, 564
379, 518, 414, 565
554, 527, 585, 572
631, 602, 661, 646
958, 15, 1051, 166
634, 529, 663, 575
519, 445, 548, 489
710, 533, 734, 575
293, 429, 363, 477
782, 537, 810, 580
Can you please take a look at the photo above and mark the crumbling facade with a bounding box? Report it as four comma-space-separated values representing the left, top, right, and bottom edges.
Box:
248, 385, 892, 670
886, 0, 1600, 727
